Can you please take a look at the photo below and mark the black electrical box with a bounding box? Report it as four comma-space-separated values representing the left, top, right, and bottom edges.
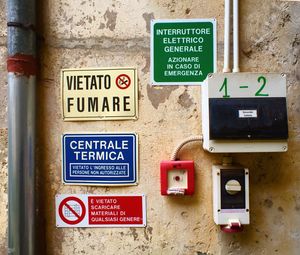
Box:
221, 169, 246, 209
209, 98, 288, 140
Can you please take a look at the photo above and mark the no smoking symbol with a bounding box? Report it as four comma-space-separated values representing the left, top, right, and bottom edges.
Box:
116, 74, 131, 89
58, 197, 86, 225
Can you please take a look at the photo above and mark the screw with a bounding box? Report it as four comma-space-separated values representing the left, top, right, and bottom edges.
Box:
281, 73, 286, 77
282, 146, 287, 151
217, 172, 220, 176
246, 209, 249, 212
245, 171, 249, 175
208, 73, 213, 78
218, 209, 221, 212
209, 147, 215, 152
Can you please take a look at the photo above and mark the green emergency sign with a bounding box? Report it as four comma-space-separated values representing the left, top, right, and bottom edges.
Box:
151, 19, 216, 85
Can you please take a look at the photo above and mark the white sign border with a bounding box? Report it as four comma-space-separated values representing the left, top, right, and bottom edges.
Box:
61, 67, 139, 121
61, 132, 139, 186
56, 194, 147, 228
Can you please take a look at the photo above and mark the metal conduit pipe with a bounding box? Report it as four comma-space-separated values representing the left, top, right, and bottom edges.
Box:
233, 0, 240, 73
223, 0, 231, 73
7, 0, 37, 254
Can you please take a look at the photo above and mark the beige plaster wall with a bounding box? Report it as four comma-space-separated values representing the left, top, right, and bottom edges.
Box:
0, 0, 299, 254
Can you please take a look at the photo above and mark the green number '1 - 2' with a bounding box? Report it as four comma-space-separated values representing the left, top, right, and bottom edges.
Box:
219, 76, 269, 97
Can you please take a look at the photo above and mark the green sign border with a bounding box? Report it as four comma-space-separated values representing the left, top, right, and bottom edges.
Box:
150, 19, 217, 86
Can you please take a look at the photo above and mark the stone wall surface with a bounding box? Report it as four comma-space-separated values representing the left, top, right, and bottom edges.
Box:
0, 0, 299, 255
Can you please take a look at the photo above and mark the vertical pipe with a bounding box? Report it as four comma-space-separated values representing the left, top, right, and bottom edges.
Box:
7, 0, 36, 254
223, 0, 231, 73
233, 0, 240, 73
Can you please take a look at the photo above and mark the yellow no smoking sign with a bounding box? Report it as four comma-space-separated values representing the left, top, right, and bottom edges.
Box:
61, 67, 138, 121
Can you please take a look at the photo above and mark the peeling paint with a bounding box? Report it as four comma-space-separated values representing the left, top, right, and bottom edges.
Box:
142, 12, 154, 33
178, 89, 193, 109
143, 226, 153, 241
241, 2, 296, 60
146, 85, 178, 109
142, 55, 150, 74
264, 199, 273, 208
278, 206, 284, 212
99, 23, 105, 29
129, 228, 138, 241
136, 244, 149, 252
293, 195, 300, 211
185, 8, 191, 15
104, 8, 117, 31
181, 211, 188, 218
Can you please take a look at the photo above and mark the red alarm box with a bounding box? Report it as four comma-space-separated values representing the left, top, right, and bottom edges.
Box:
160, 161, 195, 195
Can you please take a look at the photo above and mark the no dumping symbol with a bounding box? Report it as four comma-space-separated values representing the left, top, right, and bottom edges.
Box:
58, 196, 86, 225
116, 74, 131, 89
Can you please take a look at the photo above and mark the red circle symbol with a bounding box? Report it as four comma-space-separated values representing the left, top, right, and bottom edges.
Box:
58, 196, 86, 225
116, 74, 131, 89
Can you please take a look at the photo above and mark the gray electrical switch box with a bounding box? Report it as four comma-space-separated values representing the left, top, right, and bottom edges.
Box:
202, 73, 288, 153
